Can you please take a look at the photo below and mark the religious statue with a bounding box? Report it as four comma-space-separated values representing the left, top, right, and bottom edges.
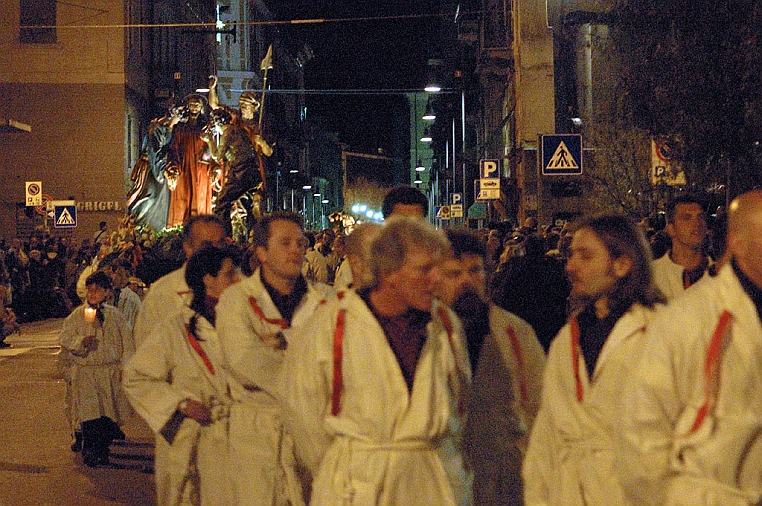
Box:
126, 104, 182, 231
165, 94, 215, 227
202, 108, 263, 236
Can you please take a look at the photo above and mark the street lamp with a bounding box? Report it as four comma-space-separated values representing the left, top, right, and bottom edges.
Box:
422, 101, 436, 121
301, 186, 310, 225
312, 193, 321, 230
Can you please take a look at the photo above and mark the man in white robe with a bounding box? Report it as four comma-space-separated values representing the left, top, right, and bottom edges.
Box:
133, 215, 227, 347
652, 194, 713, 299
278, 217, 472, 506
333, 223, 382, 291
619, 190, 762, 506
109, 257, 142, 331
217, 212, 332, 506
436, 229, 545, 506
523, 216, 664, 506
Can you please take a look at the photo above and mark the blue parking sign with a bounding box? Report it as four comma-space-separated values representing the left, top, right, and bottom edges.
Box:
479, 159, 500, 179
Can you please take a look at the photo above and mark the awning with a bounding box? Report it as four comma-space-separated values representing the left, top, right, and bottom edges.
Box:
0, 118, 32, 133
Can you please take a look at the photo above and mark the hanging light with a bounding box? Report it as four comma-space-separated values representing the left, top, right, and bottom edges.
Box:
420, 127, 432, 143
422, 101, 436, 121
414, 175, 423, 184
415, 159, 426, 172
424, 83, 441, 93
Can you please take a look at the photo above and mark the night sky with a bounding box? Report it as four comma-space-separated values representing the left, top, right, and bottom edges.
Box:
266, 1, 452, 156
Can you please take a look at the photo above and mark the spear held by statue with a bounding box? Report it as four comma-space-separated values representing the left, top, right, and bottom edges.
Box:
256, 45, 273, 192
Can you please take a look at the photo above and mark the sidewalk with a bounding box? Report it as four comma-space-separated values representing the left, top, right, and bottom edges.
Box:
0, 319, 156, 506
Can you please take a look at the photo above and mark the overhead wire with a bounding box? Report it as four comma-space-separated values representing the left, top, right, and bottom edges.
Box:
20, 11, 478, 30
237, 88, 459, 95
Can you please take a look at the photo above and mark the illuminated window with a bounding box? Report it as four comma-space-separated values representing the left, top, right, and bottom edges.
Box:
20, 0, 56, 44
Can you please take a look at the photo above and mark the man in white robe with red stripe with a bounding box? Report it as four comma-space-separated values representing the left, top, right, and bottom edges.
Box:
436, 229, 545, 506
216, 212, 332, 506
619, 189, 762, 506
522, 216, 665, 506
277, 217, 472, 506
133, 215, 228, 348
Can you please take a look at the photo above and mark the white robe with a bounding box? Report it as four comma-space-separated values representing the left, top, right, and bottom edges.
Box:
302, 249, 328, 284
59, 304, 133, 425
123, 307, 233, 506
652, 252, 711, 300
333, 259, 353, 290
115, 285, 142, 331
465, 305, 545, 505
619, 265, 762, 506
278, 290, 473, 506
75, 259, 100, 301
216, 269, 333, 506
133, 266, 191, 348
523, 303, 657, 506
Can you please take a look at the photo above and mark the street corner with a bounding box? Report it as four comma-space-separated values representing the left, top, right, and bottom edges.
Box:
4, 318, 64, 351
0, 347, 29, 358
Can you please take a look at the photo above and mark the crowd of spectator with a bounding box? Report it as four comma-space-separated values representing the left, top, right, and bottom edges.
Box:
0, 202, 724, 338
0, 236, 99, 326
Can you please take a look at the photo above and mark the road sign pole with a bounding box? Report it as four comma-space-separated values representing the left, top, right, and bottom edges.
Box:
461, 90, 466, 226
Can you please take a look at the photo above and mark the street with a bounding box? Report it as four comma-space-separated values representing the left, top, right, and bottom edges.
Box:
0, 319, 155, 506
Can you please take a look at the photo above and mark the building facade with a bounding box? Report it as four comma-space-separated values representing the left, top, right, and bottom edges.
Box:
0, 0, 156, 240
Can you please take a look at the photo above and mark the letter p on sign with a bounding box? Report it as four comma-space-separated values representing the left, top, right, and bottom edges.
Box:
480, 159, 500, 179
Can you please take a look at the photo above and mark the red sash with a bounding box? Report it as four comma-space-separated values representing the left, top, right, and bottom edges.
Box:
185, 324, 215, 375
570, 317, 584, 402
331, 308, 347, 416
248, 296, 289, 329
330, 291, 347, 416
685, 310, 733, 435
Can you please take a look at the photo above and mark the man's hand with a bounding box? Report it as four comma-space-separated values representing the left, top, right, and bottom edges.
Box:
82, 335, 98, 351
179, 399, 213, 426
259, 331, 287, 350
164, 168, 179, 191
252, 135, 274, 157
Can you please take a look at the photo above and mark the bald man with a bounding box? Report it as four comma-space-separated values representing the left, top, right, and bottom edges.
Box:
619, 189, 762, 506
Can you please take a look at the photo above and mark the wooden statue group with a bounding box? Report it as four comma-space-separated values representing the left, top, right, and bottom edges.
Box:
126, 76, 273, 237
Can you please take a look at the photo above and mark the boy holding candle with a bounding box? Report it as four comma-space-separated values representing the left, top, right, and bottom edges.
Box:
59, 271, 134, 467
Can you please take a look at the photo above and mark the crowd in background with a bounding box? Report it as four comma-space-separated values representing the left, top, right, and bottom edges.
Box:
0, 202, 726, 347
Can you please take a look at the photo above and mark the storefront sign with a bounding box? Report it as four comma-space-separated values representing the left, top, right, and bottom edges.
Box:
76, 201, 123, 212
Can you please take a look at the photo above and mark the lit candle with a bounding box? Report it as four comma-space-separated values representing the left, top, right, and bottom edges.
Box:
84, 307, 97, 324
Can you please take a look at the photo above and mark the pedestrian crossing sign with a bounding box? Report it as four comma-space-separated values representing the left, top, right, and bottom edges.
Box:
53, 201, 77, 229
541, 134, 583, 175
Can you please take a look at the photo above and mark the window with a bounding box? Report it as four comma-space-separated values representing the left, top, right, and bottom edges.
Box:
20, 0, 57, 44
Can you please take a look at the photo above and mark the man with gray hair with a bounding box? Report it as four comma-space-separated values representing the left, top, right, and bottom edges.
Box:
278, 216, 473, 506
